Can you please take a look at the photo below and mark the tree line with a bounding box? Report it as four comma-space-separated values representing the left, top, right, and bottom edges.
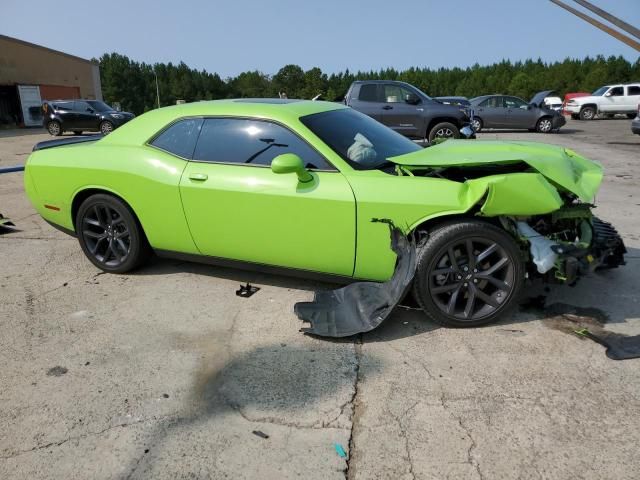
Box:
98, 53, 640, 115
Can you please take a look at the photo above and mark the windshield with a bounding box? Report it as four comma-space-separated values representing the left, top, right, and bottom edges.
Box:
86, 100, 114, 112
300, 108, 422, 170
592, 86, 609, 96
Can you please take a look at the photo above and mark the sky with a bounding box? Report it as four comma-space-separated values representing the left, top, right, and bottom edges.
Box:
2, 0, 639, 78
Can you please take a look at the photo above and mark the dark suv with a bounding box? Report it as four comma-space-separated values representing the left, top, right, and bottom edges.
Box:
42, 100, 134, 136
343, 80, 471, 142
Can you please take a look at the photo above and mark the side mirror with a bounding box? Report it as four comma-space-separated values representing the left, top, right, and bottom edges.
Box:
87, 108, 94, 113
405, 93, 420, 105
271, 153, 313, 183
604, 91, 612, 97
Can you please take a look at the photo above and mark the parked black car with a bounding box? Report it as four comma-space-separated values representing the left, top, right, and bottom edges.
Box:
468, 91, 565, 133
42, 100, 134, 136
343, 80, 472, 142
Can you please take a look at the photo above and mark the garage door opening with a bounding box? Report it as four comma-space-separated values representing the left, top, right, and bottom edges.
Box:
0, 85, 21, 128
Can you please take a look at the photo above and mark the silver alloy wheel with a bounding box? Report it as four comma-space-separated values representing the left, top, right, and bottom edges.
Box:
582, 108, 594, 120
538, 118, 552, 133
100, 121, 114, 135
471, 118, 482, 131
435, 127, 454, 137
48, 122, 60, 135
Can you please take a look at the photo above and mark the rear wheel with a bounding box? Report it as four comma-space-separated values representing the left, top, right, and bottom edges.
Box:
470, 117, 483, 133
76, 194, 150, 273
412, 220, 525, 327
428, 122, 460, 142
47, 121, 62, 136
536, 117, 553, 133
579, 106, 596, 121
100, 120, 114, 135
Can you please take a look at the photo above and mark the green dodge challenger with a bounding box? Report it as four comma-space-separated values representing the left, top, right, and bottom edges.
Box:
24, 99, 625, 327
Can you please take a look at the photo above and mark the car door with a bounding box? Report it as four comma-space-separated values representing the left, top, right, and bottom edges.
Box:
600, 86, 624, 112
73, 101, 99, 129
348, 84, 383, 121
477, 96, 508, 128
378, 84, 422, 137
625, 85, 640, 111
178, 117, 356, 276
52, 101, 76, 128
503, 96, 537, 128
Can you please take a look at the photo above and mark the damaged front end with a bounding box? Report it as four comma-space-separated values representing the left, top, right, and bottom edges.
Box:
507, 207, 626, 286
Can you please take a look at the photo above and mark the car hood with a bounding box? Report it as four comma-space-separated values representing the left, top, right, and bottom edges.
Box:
389, 140, 603, 202
530, 90, 555, 107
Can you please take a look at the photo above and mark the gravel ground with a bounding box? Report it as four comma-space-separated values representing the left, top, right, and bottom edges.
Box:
1, 118, 639, 479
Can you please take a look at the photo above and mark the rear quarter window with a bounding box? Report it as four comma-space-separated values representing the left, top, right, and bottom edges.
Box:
150, 118, 204, 159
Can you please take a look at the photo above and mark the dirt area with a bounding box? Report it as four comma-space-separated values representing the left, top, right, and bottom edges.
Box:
1, 118, 639, 479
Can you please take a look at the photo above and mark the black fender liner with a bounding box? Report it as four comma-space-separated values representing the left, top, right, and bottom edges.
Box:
294, 220, 417, 337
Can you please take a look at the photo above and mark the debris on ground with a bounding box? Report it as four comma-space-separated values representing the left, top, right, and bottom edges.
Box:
334, 443, 347, 458
0, 212, 16, 232
295, 220, 416, 337
236, 283, 260, 298
46, 366, 68, 376
252, 430, 269, 439
574, 328, 640, 360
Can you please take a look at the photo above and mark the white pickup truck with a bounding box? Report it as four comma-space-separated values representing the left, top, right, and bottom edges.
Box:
565, 83, 640, 120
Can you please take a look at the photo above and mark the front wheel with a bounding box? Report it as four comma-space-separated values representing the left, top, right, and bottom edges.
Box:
412, 220, 525, 327
536, 117, 553, 133
100, 121, 114, 135
428, 122, 460, 142
76, 194, 150, 273
579, 107, 596, 120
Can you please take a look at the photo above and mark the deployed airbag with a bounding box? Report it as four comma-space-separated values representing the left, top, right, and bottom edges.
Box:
295, 221, 417, 337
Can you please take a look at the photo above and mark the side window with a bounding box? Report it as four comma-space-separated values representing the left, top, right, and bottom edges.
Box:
74, 101, 90, 112
480, 97, 503, 108
609, 87, 624, 96
504, 96, 527, 109
53, 101, 73, 111
627, 85, 640, 96
383, 85, 414, 103
358, 84, 380, 102
193, 118, 334, 170
151, 118, 204, 159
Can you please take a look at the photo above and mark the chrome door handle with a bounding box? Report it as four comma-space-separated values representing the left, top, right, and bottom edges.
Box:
189, 173, 208, 181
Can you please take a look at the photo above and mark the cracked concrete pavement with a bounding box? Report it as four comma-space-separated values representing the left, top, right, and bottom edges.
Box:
1, 119, 639, 479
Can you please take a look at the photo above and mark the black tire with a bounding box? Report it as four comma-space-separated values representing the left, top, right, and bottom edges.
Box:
428, 122, 460, 142
579, 106, 596, 121
100, 120, 114, 135
536, 116, 553, 133
47, 120, 62, 136
73, 130, 83, 135
627, 113, 636, 119
412, 220, 525, 328
76, 194, 151, 273
470, 117, 483, 133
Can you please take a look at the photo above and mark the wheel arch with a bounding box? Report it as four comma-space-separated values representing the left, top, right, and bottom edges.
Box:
425, 117, 461, 137
580, 103, 598, 112
71, 187, 145, 236
409, 210, 503, 237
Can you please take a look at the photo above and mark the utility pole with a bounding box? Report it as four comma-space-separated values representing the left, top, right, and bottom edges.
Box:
549, 0, 640, 52
153, 68, 161, 109
572, 0, 640, 40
